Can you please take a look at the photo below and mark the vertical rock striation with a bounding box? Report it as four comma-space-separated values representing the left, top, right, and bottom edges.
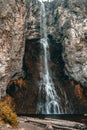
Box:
0, 0, 26, 98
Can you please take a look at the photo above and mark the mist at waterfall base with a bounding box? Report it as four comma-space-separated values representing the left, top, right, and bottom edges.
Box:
37, 1, 72, 114
38, 0, 53, 2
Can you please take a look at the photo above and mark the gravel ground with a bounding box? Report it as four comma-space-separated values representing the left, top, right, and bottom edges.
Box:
0, 117, 86, 130
0, 117, 45, 130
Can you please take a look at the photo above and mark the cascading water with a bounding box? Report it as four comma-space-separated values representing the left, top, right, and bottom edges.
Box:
37, 0, 72, 114
37, 1, 61, 114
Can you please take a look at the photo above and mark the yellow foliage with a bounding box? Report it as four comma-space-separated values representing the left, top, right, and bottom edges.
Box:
0, 97, 18, 127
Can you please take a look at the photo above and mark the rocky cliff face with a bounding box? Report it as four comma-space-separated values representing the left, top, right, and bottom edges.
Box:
22, 0, 87, 113
26, 0, 87, 87
0, 0, 87, 113
47, 0, 87, 87
59, 0, 87, 87
0, 0, 26, 98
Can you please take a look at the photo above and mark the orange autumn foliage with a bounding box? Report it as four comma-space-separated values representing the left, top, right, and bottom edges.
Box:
8, 78, 26, 88
17, 78, 26, 87
75, 84, 83, 99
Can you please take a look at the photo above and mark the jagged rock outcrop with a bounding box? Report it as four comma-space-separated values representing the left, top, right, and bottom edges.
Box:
58, 0, 87, 87
0, 0, 26, 98
25, 0, 40, 40
47, 0, 87, 87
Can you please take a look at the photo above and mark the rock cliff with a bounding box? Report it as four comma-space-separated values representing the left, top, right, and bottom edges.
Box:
25, 0, 87, 87
0, 0, 87, 114
59, 0, 87, 87
0, 0, 26, 97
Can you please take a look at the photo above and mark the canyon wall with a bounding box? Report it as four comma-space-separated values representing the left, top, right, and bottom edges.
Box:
0, 0, 87, 113
0, 0, 26, 98
57, 0, 87, 87
46, 0, 87, 87
26, 0, 87, 87
23, 0, 87, 113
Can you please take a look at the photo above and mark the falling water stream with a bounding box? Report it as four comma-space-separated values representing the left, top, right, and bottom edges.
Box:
37, 0, 72, 114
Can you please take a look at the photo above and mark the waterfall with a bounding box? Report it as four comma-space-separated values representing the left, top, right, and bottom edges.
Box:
37, 1, 61, 114
37, 1, 72, 114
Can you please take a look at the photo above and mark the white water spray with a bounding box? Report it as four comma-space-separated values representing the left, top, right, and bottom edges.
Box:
37, 1, 62, 114
37, 1, 73, 114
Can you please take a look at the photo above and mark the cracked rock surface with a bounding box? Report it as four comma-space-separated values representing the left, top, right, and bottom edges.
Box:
0, 0, 26, 97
